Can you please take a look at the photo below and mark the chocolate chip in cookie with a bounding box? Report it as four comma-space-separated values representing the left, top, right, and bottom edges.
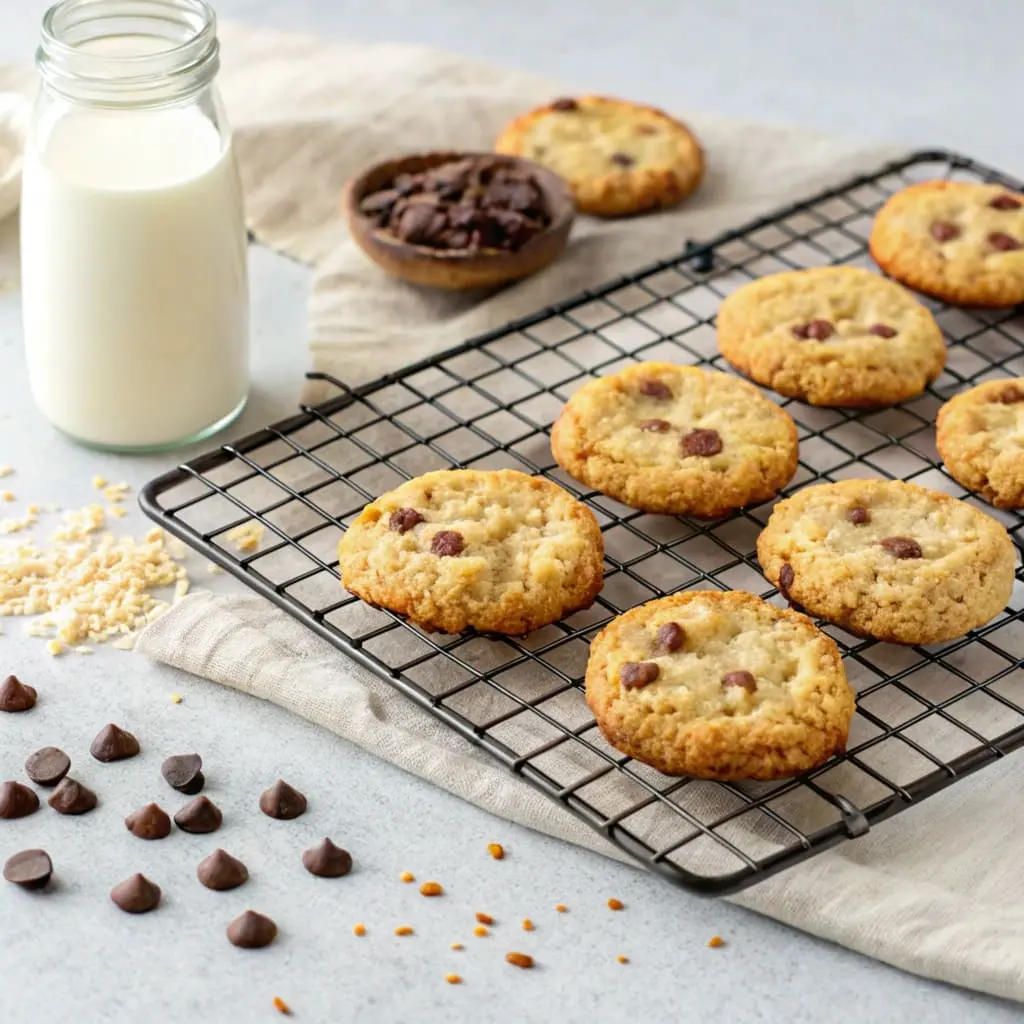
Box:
990, 194, 1022, 210
721, 670, 757, 693
996, 385, 1024, 404
681, 429, 723, 457
930, 220, 961, 242
989, 232, 1022, 252
879, 536, 923, 560
431, 530, 465, 557
655, 622, 685, 653
778, 563, 795, 595
639, 379, 672, 400
620, 661, 659, 690
868, 323, 898, 338
610, 152, 635, 168
551, 97, 578, 111
847, 505, 871, 526
639, 419, 671, 433
389, 508, 424, 534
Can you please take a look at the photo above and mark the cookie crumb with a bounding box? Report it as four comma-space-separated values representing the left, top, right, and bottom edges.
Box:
206, 563, 223, 575
445, 974, 462, 985
607, 898, 624, 911
46, 639, 64, 657
0, 466, 11, 477
475, 912, 494, 925
400, 871, 415, 883
1, 491, 13, 502
707, 935, 725, 948
487, 843, 505, 860
505, 952, 534, 969
103, 483, 130, 503
226, 521, 264, 552
555, 904, 567, 913
617, 955, 629, 964
420, 881, 443, 897
522, 918, 534, 932
272, 996, 291, 1016
394, 926, 414, 936
91, 475, 107, 490
353, 923, 366, 936
450, 942, 464, 951
110, 506, 128, 518
170, 693, 183, 705
473, 925, 489, 938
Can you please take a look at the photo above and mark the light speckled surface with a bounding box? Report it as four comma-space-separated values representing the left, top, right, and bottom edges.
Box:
0, 2, 1022, 1021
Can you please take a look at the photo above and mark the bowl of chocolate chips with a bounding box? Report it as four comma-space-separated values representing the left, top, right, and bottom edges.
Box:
344, 151, 575, 290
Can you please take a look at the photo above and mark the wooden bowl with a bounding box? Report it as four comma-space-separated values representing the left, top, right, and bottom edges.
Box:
343, 151, 575, 291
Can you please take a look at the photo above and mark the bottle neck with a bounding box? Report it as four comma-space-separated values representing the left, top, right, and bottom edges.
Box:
36, 0, 219, 109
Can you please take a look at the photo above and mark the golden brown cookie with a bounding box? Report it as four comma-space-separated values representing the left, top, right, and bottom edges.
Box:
550, 362, 798, 518
494, 95, 703, 217
937, 378, 1024, 508
716, 266, 946, 407
757, 479, 1015, 645
585, 590, 854, 780
869, 180, 1024, 307
337, 469, 604, 635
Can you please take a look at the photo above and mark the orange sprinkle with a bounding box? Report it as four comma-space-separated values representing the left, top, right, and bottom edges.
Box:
353, 923, 366, 937
445, 974, 462, 985
521, 918, 535, 932
487, 843, 505, 860
400, 872, 415, 883
450, 942, 464, 951
420, 881, 444, 897
555, 904, 567, 913
607, 898, 624, 911
272, 996, 292, 1016
475, 912, 494, 925
395, 926, 414, 936
473, 925, 489, 938
707, 935, 725, 948
506, 952, 534, 969
617, 955, 629, 965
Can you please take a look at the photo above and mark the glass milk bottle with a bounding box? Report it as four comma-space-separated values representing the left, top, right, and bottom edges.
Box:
21, 0, 250, 451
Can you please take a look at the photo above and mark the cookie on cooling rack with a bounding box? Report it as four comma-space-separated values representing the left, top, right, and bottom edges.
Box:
494, 95, 703, 217
715, 266, 946, 407
585, 590, 854, 780
757, 479, 1015, 645
337, 469, 604, 635
937, 378, 1024, 509
549, 362, 798, 518
869, 180, 1024, 307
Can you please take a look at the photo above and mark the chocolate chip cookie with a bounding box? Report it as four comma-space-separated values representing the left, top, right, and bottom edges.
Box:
757, 479, 1015, 644
869, 180, 1024, 307
550, 363, 798, 518
937, 378, 1024, 509
585, 590, 854, 780
716, 266, 946, 407
337, 469, 604, 635
494, 96, 703, 217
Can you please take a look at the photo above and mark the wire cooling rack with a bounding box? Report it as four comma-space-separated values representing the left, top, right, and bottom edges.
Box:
142, 150, 1024, 896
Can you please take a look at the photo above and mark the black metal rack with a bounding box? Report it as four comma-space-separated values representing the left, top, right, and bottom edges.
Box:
141, 150, 1024, 896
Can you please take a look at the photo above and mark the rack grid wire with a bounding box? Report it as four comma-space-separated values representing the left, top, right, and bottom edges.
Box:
142, 150, 1024, 896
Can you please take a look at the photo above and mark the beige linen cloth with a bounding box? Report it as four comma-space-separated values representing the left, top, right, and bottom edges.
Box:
5, 19, 1024, 1002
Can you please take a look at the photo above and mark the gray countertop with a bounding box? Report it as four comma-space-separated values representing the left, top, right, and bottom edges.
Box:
1, 2, 1022, 1022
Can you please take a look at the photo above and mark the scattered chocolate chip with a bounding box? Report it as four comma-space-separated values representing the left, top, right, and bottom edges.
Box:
684, 241, 715, 273
868, 323, 898, 338
655, 622, 685, 653
639, 418, 672, 433
996, 384, 1024, 404
25, 747, 70, 787
0, 675, 36, 712
430, 530, 465, 557
620, 661, 660, 690
551, 97, 578, 111
681, 428, 723, 457
160, 753, 204, 795
227, 910, 278, 949
990, 194, 1022, 210
930, 220, 960, 242
302, 838, 354, 878
791, 323, 811, 340
0, 781, 39, 819
639, 379, 672, 399
174, 795, 223, 835
125, 802, 172, 840
610, 152, 635, 168
805, 319, 835, 341
110, 873, 161, 914
394, 202, 437, 245
779, 563, 795, 594
48, 778, 97, 815
388, 508, 423, 535
847, 505, 871, 526
259, 780, 307, 820
90, 723, 140, 763
359, 187, 400, 219
3, 849, 52, 889
879, 536, 922, 560
197, 849, 249, 891
989, 232, 1022, 252
721, 670, 757, 693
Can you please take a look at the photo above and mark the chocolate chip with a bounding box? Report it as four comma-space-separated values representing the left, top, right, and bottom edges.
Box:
227, 910, 278, 949
388, 507, 424, 535
0, 675, 36, 712
639, 379, 672, 399
879, 536, 922, 559
551, 97, 578, 111
791, 323, 811, 340
125, 802, 172, 840
655, 622, 685, 653
3, 849, 52, 889
990, 194, 1022, 210
161, 753, 204, 795
25, 747, 70, 787
48, 778, 97, 815
259, 779, 307, 820
0, 781, 39, 819
174, 795, 223, 835
996, 384, 1024, 404
847, 505, 871, 526
868, 323, 898, 338
721, 670, 757, 692
394, 202, 437, 245
620, 661, 660, 690
359, 187, 400, 219
930, 220, 960, 242
430, 530, 465, 557
681, 428, 723, 457
779, 563, 795, 594
610, 152, 635, 168
989, 232, 1022, 252
110, 873, 161, 914
90, 723, 140, 763
302, 838, 354, 878
805, 319, 835, 341
639, 418, 672, 433
197, 849, 249, 891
